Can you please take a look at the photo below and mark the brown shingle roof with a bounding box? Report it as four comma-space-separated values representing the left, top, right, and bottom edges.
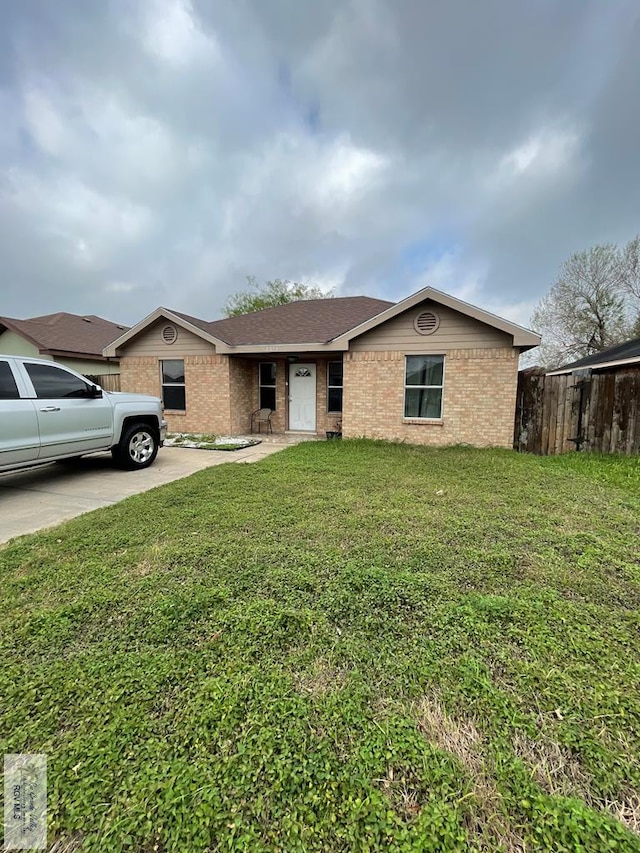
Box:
168, 309, 222, 337
172, 297, 392, 346
0, 312, 128, 359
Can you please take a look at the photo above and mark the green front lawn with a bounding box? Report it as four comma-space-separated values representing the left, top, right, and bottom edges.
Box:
1, 442, 639, 852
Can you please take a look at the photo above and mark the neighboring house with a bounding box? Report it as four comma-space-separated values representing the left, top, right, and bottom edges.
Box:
0, 312, 126, 376
104, 287, 540, 447
546, 336, 640, 377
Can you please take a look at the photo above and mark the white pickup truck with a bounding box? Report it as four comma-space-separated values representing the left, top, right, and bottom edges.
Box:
0, 356, 167, 473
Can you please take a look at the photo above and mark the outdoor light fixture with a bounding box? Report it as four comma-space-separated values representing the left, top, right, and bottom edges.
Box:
287, 355, 298, 363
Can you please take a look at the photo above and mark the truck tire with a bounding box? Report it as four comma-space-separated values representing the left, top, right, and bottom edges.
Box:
112, 423, 159, 470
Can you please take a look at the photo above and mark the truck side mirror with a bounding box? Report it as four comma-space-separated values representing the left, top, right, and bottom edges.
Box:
87, 385, 103, 398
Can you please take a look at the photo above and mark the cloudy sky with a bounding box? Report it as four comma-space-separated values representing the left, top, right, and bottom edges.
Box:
1, 0, 639, 327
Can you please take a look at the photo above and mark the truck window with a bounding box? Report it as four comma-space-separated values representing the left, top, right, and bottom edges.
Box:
0, 361, 20, 399
25, 363, 91, 399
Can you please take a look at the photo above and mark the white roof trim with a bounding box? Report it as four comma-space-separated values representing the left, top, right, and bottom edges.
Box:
547, 354, 640, 376
219, 341, 347, 354
330, 286, 541, 348
103, 307, 227, 356
103, 287, 542, 357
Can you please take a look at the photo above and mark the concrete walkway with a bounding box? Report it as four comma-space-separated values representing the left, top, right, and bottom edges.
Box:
0, 442, 288, 545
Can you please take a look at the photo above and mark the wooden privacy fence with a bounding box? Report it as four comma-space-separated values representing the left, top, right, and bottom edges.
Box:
514, 369, 640, 456
85, 373, 121, 392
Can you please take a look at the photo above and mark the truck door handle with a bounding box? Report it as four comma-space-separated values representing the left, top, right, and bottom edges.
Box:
39, 406, 61, 412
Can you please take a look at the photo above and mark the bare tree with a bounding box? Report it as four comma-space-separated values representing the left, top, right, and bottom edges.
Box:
531, 241, 638, 368
622, 235, 640, 302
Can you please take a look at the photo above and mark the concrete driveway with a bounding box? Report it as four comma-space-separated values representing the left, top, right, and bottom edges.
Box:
0, 443, 286, 544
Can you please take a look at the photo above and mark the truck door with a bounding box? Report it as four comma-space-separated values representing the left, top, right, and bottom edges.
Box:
22, 362, 114, 459
0, 359, 40, 469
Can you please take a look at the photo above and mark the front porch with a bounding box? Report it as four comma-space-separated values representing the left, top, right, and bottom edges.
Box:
229, 354, 343, 439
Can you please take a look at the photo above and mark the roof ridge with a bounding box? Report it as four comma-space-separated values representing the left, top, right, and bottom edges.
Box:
207, 294, 393, 324
0, 311, 129, 357
15, 311, 126, 325
157, 297, 394, 327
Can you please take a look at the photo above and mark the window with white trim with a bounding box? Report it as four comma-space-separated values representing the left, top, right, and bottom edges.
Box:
404, 355, 444, 419
259, 362, 276, 410
327, 360, 343, 413
161, 359, 185, 411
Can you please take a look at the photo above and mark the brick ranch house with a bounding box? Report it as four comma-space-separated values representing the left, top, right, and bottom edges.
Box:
104, 287, 541, 447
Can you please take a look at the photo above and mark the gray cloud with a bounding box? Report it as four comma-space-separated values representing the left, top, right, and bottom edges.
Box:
0, 0, 639, 328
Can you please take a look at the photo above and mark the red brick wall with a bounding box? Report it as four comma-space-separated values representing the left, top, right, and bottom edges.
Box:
120, 354, 232, 435
229, 358, 255, 435
314, 358, 343, 434
121, 348, 518, 446
343, 348, 519, 447
270, 360, 288, 434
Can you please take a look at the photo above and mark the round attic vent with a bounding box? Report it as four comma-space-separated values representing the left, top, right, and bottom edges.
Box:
162, 324, 178, 345
414, 311, 440, 336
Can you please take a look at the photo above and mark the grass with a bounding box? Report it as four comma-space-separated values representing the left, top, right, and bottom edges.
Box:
1, 441, 639, 852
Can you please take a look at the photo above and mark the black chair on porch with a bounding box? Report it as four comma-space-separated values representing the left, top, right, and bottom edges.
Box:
250, 408, 273, 434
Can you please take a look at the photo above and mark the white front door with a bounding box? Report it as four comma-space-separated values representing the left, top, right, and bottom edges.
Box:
289, 363, 316, 431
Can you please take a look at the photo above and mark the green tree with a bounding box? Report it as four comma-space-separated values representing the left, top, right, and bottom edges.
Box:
223, 276, 334, 317
531, 239, 640, 368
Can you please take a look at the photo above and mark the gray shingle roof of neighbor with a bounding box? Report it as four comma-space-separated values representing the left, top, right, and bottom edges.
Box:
172, 296, 394, 345
0, 312, 128, 359
548, 335, 640, 374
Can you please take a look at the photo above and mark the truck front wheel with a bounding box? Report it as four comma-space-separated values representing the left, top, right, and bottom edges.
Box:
112, 423, 159, 470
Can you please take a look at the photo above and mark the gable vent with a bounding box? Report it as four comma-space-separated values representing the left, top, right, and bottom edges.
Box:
162, 324, 178, 345
414, 311, 440, 336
